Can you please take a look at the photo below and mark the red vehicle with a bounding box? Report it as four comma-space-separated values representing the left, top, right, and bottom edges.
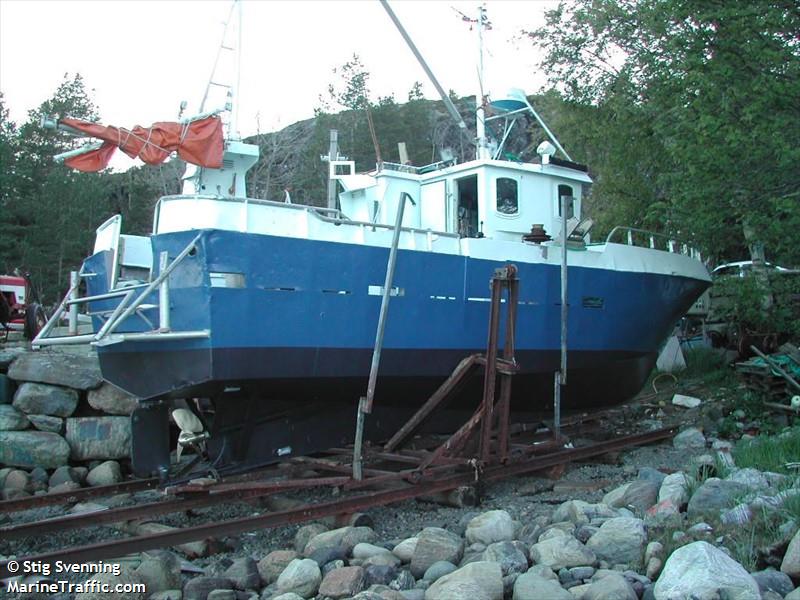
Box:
0, 272, 47, 341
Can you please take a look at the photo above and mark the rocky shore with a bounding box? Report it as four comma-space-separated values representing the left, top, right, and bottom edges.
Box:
0, 346, 136, 499
3, 345, 800, 600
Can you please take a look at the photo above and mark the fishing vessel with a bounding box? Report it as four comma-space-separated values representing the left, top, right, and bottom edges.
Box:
35, 3, 710, 476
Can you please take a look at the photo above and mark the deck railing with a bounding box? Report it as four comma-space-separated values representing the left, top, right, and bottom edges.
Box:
605, 226, 702, 261
155, 194, 458, 239
33, 232, 210, 348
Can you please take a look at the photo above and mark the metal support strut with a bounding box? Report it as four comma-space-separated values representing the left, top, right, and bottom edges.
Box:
387, 265, 520, 474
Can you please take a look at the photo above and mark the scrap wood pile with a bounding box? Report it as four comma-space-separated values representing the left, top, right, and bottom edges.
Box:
735, 343, 800, 406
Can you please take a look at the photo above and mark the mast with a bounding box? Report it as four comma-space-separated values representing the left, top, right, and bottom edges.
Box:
475, 4, 490, 160
199, 0, 241, 140
232, 0, 242, 139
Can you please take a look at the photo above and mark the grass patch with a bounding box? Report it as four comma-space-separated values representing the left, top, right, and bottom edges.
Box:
780, 489, 800, 524
722, 510, 779, 572
681, 347, 730, 385
733, 426, 800, 475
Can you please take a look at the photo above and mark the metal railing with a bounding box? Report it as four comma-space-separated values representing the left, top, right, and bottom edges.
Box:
155, 194, 458, 240
380, 159, 455, 175
605, 226, 702, 262
33, 232, 209, 348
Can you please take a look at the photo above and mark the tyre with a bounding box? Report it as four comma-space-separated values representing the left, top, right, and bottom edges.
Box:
24, 303, 47, 340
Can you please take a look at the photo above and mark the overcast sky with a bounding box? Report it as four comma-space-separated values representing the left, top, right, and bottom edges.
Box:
1, 0, 556, 140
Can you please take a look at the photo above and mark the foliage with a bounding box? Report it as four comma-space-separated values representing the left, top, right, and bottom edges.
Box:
247, 60, 474, 205
6, 5, 799, 302
733, 426, 800, 475
712, 272, 800, 338
681, 347, 729, 384
527, 0, 800, 267
0, 74, 181, 303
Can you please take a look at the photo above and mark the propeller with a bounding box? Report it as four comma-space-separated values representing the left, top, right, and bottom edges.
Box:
172, 408, 208, 463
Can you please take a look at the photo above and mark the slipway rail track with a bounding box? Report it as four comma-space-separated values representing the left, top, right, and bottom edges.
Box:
0, 426, 673, 579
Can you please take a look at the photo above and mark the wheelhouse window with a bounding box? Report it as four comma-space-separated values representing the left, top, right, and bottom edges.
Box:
496, 178, 518, 215
557, 184, 575, 219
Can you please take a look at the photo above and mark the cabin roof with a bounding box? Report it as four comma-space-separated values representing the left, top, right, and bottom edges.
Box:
376, 157, 592, 185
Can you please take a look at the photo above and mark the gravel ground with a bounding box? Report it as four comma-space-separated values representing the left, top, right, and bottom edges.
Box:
0, 381, 728, 597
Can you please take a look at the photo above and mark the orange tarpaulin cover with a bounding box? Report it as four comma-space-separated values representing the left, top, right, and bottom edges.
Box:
61, 116, 224, 172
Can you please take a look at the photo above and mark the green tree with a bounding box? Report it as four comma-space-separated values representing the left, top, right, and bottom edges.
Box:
408, 81, 424, 102
1, 74, 111, 301
528, 0, 800, 266
0, 93, 21, 271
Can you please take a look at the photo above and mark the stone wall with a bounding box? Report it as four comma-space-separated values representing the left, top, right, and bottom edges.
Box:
0, 346, 137, 498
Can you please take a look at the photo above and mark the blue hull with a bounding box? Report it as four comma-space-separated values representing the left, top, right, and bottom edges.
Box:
88, 229, 708, 406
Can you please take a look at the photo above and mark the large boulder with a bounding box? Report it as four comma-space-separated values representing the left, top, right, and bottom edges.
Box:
3, 469, 29, 491
620, 480, 660, 514
306, 545, 347, 568
87, 382, 139, 415
362, 564, 399, 587
86, 460, 122, 486
603, 483, 632, 509
0, 347, 26, 371
65, 416, 131, 460
12, 382, 78, 417
482, 541, 528, 576
8, 351, 102, 390
0, 430, 70, 467
276, 558, 322, 598
410, 527, 464, 578
513, 573, 573, 600
751, 568, 794, 597
424, 561, 503, 600
294, 523, 328, 554
135, 550, 182, 593
49, 465, 83, 487
224, 556, 260, 590
687, 478, 750, 517
644, 500, 681, 528
582, 572, 637, 600
0, 404, 29, 430
782, 528, 800, 577
353, 543, 394, 560
183, 577, 234, 600
673, 427, 706, 449
726, 468, 771, 492
551, 501, 617, 525
27, 413, 63, 433
586, 518, 646, 569
658, 472, 690, 507
529, 536, 596, 570
552, 500, 591, 524
423, 561, 457, 582
465, 510, 516, 545
318, 566, 365, 599
654, 541, 760, 600
259, 550, 299, 586
303, 526, 376, 557
392, 537, 418, 563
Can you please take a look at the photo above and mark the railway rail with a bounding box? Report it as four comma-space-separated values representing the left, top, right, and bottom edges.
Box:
0, 426, 673, 579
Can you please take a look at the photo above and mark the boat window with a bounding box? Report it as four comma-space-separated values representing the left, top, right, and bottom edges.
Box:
558, 184, 575, 219
496, 178, 518, 215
